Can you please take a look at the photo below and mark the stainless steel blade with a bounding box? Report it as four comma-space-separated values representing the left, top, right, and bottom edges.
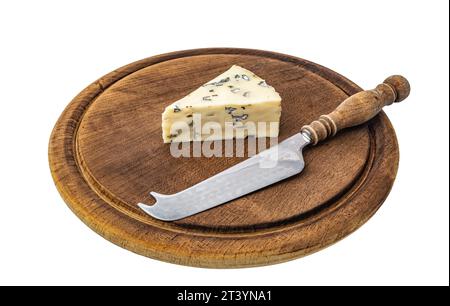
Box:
138, 132, 311, 221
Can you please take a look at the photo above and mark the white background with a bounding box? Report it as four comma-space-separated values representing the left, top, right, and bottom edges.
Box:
0, 0, 448, 286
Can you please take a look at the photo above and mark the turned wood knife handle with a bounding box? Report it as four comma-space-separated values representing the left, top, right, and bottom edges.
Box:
301, 75, 410, 145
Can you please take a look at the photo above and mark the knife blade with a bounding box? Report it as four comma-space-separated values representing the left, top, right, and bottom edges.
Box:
138, 132, 310, 221
138, 75, 410, 221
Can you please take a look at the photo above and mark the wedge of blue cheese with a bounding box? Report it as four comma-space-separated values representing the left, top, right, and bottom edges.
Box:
162, 65, 281, 143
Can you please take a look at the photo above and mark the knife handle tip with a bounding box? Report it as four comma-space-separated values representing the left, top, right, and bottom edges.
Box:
383, 75, 411, 103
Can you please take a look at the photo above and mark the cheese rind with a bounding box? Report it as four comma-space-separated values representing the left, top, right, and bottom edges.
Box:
162, 65, 281, 143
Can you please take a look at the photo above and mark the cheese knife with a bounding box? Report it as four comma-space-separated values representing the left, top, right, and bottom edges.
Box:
138, 75, 410, 221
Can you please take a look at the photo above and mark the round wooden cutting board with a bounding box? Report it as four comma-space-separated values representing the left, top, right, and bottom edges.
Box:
49, 48, 399, 268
